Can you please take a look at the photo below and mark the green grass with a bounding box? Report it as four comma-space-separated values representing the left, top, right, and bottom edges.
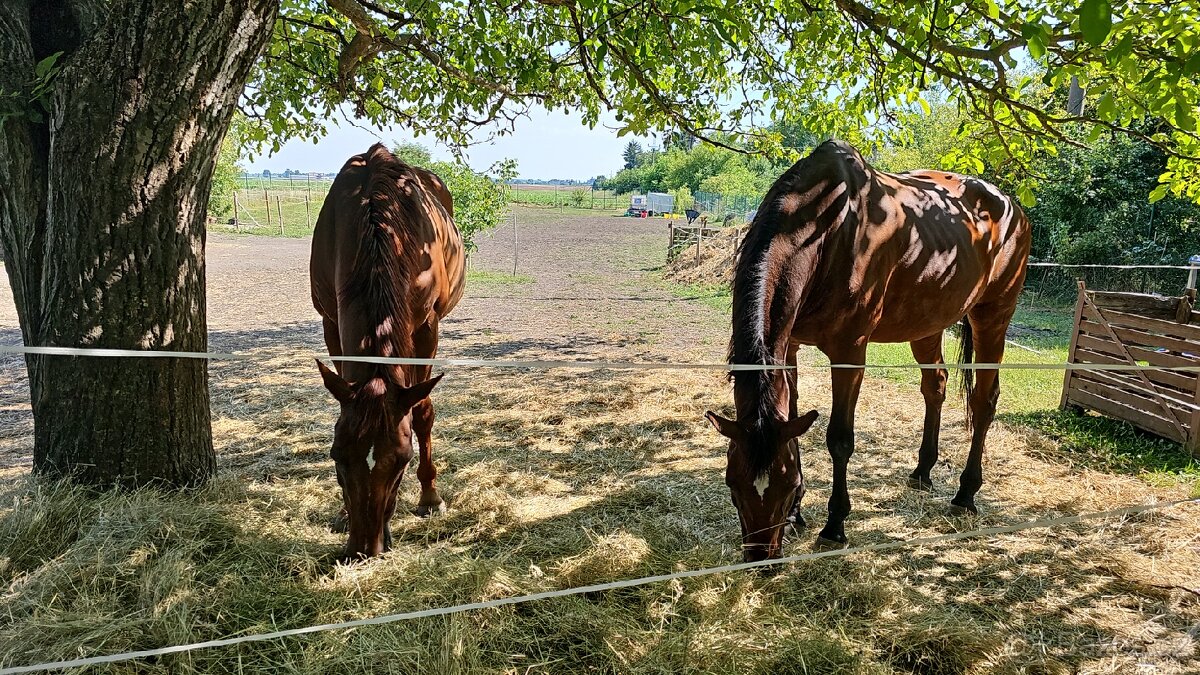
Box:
509, 187, 621, 211
212, 188, 324, 238
656, 279, 732, 314
862, 304, 1073, 414
466, 269, 535, 292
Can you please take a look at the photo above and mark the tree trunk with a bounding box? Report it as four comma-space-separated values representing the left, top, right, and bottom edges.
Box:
0, 0, 277, 487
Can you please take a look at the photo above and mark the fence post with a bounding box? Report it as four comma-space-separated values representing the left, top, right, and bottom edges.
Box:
1188, 254, 1200, 290
1059, 280, 1087, 411
667, 220, 675, 262
696, 225, 703, 264
233, 192, 240, 232
264, 189, 271, 230
511, 210, 518, 277
305, 194, 311, 231
276, 196, 284, 236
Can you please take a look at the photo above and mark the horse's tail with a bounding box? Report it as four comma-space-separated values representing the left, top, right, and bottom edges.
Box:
956, 314, 974, 427
343, 143, 421, 364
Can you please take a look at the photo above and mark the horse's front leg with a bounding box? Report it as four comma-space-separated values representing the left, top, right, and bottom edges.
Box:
817, 347, 866, 549
784, 341, 806, 531
412, 320, 445, 517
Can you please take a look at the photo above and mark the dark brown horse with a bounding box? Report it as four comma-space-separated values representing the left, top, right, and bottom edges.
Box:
706, 140, 1030, 561
310, 143, 465, 560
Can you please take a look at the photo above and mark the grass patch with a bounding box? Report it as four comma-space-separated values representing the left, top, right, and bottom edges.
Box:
466, 269, 535, 291
659, 279, 732, 314
1005, 407, 1200, 481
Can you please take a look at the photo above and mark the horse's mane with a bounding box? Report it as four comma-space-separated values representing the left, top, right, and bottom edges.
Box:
339, 143, 424, 386
726, 139, 858, 474
727, 188, 788, 474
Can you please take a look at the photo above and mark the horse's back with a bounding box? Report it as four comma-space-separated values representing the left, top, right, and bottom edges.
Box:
309, 148, 466, 332
771, 141, 1030, 344
410, 166, 466, 317
310, 153, 370, 321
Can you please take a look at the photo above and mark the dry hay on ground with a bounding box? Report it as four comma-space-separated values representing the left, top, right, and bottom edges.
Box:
664, 227, 740, 287
1, 342, 1198, 674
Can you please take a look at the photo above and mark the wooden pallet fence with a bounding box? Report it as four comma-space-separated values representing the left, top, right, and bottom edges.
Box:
666, 222, 725, 261
1060, 281, 1200, 454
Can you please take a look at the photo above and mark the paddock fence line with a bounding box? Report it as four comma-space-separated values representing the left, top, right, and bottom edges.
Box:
1, 496, 1193, 675
0, 344, 1198, 374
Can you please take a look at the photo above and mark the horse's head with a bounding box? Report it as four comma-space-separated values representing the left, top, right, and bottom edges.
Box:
705, 409, 819, 562
316, 360, 443, 560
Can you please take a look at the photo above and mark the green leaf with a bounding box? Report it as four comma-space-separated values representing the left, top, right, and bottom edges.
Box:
1148, 183, 1170, 203
984, 0, 1000, 19
1016, 184, 1037, 207
918, 98, 931, 115
34, 52, 62, 79
1186, 51, 1200, 76
1027, 34, 1046, 60
1175, 100, 1196, 132
1080, 0, 1113, 46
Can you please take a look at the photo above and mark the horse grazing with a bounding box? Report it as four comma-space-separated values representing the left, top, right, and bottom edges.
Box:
706, 140, 1030, 561
310, 143, 465, 560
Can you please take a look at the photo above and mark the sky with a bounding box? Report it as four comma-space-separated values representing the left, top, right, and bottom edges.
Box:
243, 107, 650, 181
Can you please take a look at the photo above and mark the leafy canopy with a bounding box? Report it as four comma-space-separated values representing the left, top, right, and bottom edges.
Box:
254, 0, 1200, 200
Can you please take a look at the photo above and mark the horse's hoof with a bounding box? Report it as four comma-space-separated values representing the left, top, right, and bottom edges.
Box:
786, 514, 807, 532
413, 500, 447, 517
906, 476, 933, 492
948, 501, 978, 516
814, 535, 848, 551
329, 511, 349, 534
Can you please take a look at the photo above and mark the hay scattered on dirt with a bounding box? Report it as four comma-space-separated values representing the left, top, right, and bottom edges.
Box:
664, 227, 741, 287
2, 352, 1198, 673
1, 212, 1199, 673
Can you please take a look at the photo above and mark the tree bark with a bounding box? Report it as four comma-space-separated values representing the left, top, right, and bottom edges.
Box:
0, 0, 277, 487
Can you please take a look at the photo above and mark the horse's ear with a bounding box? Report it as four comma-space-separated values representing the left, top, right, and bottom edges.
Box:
388, 373, 444, 411
316, 359, 353, 403
779, 409, 819, 441
705, 411, 743, 442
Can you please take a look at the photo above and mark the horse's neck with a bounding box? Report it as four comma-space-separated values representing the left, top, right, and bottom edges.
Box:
757, 225, 827, 359
731, 223, 826, 424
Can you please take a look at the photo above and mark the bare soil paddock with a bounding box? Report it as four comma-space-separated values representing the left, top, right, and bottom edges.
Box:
0, 207, 1197, 673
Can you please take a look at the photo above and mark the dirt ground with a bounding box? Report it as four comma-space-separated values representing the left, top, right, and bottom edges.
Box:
1, 207, 1198, 673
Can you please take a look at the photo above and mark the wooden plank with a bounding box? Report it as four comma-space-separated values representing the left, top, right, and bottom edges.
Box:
1079, 320, 1200, 355
1081, 305, 1200, 342
1061, 281, 1087, 410
1081, 333, 1200, 368
1075, 367, 1200, 411
1085, 295, 1189, 436
1072, 347, 1198, 392
1190, 370, 1200, 456
1089, 291, 1182, 319
1067, 385, 1188, 443
1073, 370, 1199, 421
1076, 333, 1125, 358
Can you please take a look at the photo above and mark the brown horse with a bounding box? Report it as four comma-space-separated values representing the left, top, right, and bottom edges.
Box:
706, 140, 1030, 561
310, 143, 465, 560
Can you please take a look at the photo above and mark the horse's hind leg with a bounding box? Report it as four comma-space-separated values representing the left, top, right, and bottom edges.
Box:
951, 310, 1008, 514
412, 320, 445, 517
907, 333, 946, 491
